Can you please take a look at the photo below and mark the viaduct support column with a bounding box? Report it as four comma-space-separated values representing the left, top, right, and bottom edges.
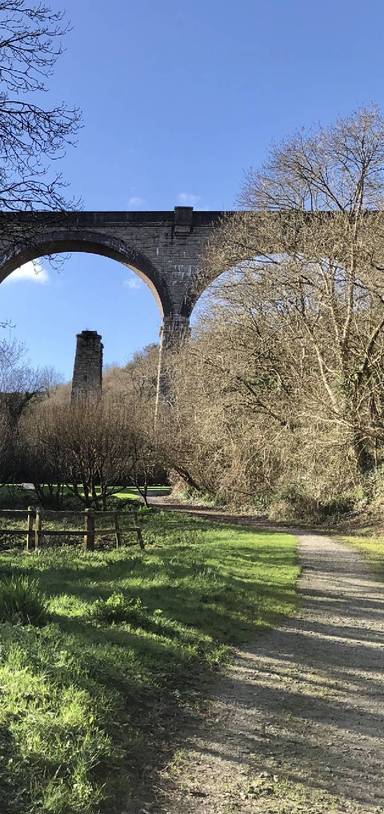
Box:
155, 314, 190, 420
161, 314, 191, 351
71, 330, 103, 401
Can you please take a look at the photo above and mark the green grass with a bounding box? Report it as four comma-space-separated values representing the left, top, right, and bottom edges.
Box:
62, 485, 171, 503
0, 511, 298, 813
0, 484, 171, 510
113, 486, 171, 502
341, 535, 384, 579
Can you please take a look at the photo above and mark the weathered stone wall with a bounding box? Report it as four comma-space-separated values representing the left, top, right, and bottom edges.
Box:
71, 330, 103, 400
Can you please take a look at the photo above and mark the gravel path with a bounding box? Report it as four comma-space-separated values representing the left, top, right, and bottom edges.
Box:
159, 533, 384, 814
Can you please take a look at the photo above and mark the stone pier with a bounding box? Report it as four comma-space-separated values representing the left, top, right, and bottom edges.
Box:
71, 330, 103, 400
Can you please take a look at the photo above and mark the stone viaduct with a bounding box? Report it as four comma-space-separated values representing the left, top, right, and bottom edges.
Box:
0, 206, 237, 401
0, 206, 232, 348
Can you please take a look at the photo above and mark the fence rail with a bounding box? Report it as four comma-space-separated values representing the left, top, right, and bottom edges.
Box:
0, 506, 144, 552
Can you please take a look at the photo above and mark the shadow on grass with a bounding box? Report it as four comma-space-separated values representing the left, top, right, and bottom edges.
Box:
0, 520, 298, 812
4, 538, 297, 647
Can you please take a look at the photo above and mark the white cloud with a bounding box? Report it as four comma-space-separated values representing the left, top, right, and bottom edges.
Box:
5, 259, 49, 284
123, 275, 142, 290
127, 196, 145, 208
177, 192, 201, 207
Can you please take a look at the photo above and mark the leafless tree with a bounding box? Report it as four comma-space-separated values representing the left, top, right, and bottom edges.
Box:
21, 392, 164, 509
103, 344, 159, 403
0, 1, 81, 213
0, 337, 61, 483
165, 108, 384, 515
0, 336, 60, 423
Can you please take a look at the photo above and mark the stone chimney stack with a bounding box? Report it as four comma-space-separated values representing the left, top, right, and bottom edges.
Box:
71, 330, 103, 401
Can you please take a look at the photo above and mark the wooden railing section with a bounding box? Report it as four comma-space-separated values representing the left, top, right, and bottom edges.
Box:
0, 506, 145, 552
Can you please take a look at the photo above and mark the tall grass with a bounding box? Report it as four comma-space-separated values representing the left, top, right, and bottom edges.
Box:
0, 575, 47, 626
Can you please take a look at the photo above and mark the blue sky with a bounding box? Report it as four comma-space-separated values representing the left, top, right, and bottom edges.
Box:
3, 0, 384, 379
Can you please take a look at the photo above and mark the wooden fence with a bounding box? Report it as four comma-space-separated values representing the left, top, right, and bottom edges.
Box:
0, 506, 145, 552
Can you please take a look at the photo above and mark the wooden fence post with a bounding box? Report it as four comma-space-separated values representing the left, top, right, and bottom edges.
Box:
84, 508, 95, 551
35, 507, 43, 550
113, 512, 122, 548
26, 506, 35, 552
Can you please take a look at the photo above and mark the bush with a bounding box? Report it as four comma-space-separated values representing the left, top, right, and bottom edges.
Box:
0, 575, 48, 626
268, 484, 358, 523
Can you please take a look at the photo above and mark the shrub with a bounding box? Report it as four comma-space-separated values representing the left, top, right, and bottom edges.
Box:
317, 495, 356, 519
0, 575, 48, 626
88, 593, 145, 626
88, 592, 196, 643
268, 486, 321, 522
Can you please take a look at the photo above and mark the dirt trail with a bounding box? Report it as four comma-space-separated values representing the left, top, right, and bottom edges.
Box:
155, 529, 384, 814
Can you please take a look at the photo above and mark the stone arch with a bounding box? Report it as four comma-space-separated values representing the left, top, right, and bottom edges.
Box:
185, 252, 274, 318
183, 264, 237, 319
179, 259, 256, 319
0, 228, 171, 316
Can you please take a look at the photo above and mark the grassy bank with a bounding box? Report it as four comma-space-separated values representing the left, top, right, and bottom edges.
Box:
0, 511, 298, 813
341, 535, 384, 580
